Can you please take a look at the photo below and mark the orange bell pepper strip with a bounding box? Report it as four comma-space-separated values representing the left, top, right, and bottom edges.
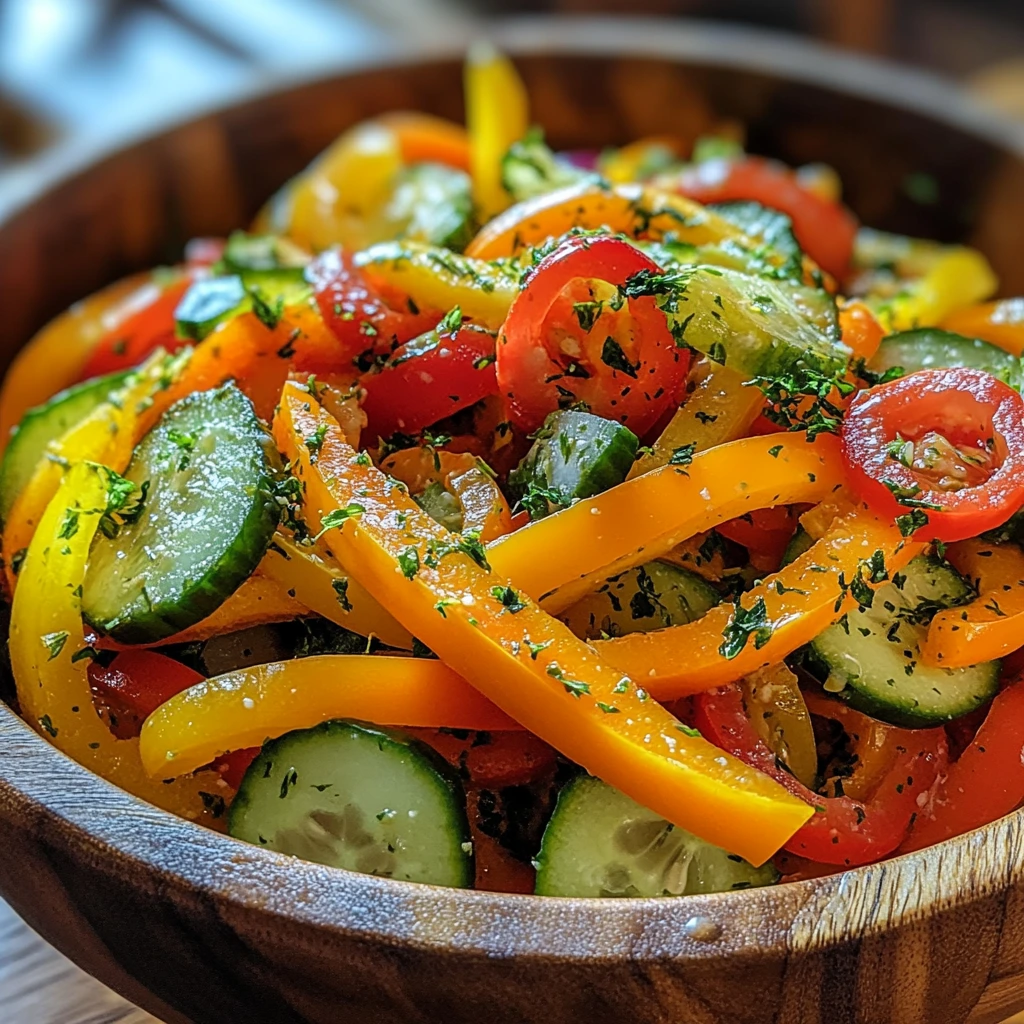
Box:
0, 270, 179, 444
354, 241, 518, 331
379, 111, 470, 171
274, 380, 812, 864
9, 461, 220, 823
465, 43, 529, 220
921, 538, 1024, 669
381, 447, 513, 542
465, 181, 749, 260
488, 433, 845, 613
596, 505, 925, 698
942, 298, 1024, 357
260, 531, 412, 649
139, 655, 518, 778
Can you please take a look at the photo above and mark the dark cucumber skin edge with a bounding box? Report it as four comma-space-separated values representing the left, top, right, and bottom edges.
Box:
83, 385, 282, 644
228, 720, 474, 888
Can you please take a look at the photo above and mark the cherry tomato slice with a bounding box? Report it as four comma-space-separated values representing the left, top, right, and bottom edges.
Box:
670, 156, 858, 281
360, 323, 498, 439
496, 235, 689, 435
307, 246, 439, 366
842, 367, 1024, 543
78, 274, 193, 380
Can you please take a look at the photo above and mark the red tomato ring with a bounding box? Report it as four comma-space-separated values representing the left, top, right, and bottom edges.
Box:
495, 234, 689, 435
841, 367, 1024, 542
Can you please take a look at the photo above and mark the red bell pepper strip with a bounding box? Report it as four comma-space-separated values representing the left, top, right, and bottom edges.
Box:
360, 322, 498, 438
496, 235, 689, 435
693, 684, 947, 866
842, 367, 1024, 543
666, 155, 858, 281
307, 246, 439, 369
901, 679, 1024, 852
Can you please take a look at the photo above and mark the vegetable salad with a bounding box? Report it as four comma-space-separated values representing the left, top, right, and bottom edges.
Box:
3, 46, 1022, 897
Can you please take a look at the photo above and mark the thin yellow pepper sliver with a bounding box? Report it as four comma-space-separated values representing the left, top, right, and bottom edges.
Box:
9, 461, 219, 823
273, 381, 812, 865
139, 655, 518, 778
488, 433, 845, 613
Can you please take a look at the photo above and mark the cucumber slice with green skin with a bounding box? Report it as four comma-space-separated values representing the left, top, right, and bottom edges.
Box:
0, 370, 129, 522
628, 265, 846, 379
561, 561, 719, 640
534, 775, 778, 897
781, 525, 814, 568
175, 270, 313, 341
228, 720, 474, 887
509, 410, 638, 518
868, 328, 1023, 389
708, 200, 804, 280
501, 129, 598, 203
217, 231, 309, 278
83, 384, 281, 644
386, 163, 476, 252
809, 554, 999, 727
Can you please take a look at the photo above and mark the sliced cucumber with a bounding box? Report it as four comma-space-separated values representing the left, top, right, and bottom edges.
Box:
781, 525, 814, 567
709, 200, 804, 279
83, 384, 281, 644
0, 370, 129, 522
229, 719, 473, 887
501, 128, 597, 203
809, 554, 999, 727
175, 269, 312, 341
560, 561, 719, 640
509, 410, 638, 518
868, 328, 1023, 388
534, 775, 777, 897
217, 231, 309, 278
386, 163, 475, 252
631, 265, 846, 379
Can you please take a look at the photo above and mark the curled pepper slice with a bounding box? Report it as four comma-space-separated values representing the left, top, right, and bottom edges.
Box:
274, 381, 812, 865
597, 505, 924, 698
9, 461, 219, 822
139, 655, 517, 778
694, 684, 946, 866
487, 433, 844, 613
942, 298, 1024, 357
922, 538, 1024, 668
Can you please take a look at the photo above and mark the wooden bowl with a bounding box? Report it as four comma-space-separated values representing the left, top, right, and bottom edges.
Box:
2, 19, 1024, 1024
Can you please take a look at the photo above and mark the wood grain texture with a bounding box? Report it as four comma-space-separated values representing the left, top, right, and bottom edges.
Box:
0, 20, 1023, 1024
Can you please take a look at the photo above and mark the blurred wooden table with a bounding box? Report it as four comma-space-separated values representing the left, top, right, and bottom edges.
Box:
3, 890, 1024, 1024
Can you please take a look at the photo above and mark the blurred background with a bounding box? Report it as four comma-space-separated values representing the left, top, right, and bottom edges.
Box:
1, 0, 1024, 177
0, 1, 1023, 1022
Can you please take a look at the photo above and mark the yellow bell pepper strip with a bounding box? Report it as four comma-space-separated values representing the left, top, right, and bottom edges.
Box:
260, 531, 412, 649
595, 506, 925, 698
2, 350, 188, 596
942, 298, 1024, 357
627, 360, 763, 479
0, 270, 174, 444
488, 433, 845, 614
381, 447, 513, 542
869, 245, 997, 332
741, 663, 818, 788
466, 181, 750, 260
353, 241, 518, 330
465, 42, 529, 221
275, 381, 812, 864
600, 136, 685, 185
10, 461, 220, 822
921, 538, 1024, 669
139, 655, 518, 778
136, 573, 308, 647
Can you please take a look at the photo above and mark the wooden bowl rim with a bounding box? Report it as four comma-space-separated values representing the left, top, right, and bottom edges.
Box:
2, 17, 1023, 963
